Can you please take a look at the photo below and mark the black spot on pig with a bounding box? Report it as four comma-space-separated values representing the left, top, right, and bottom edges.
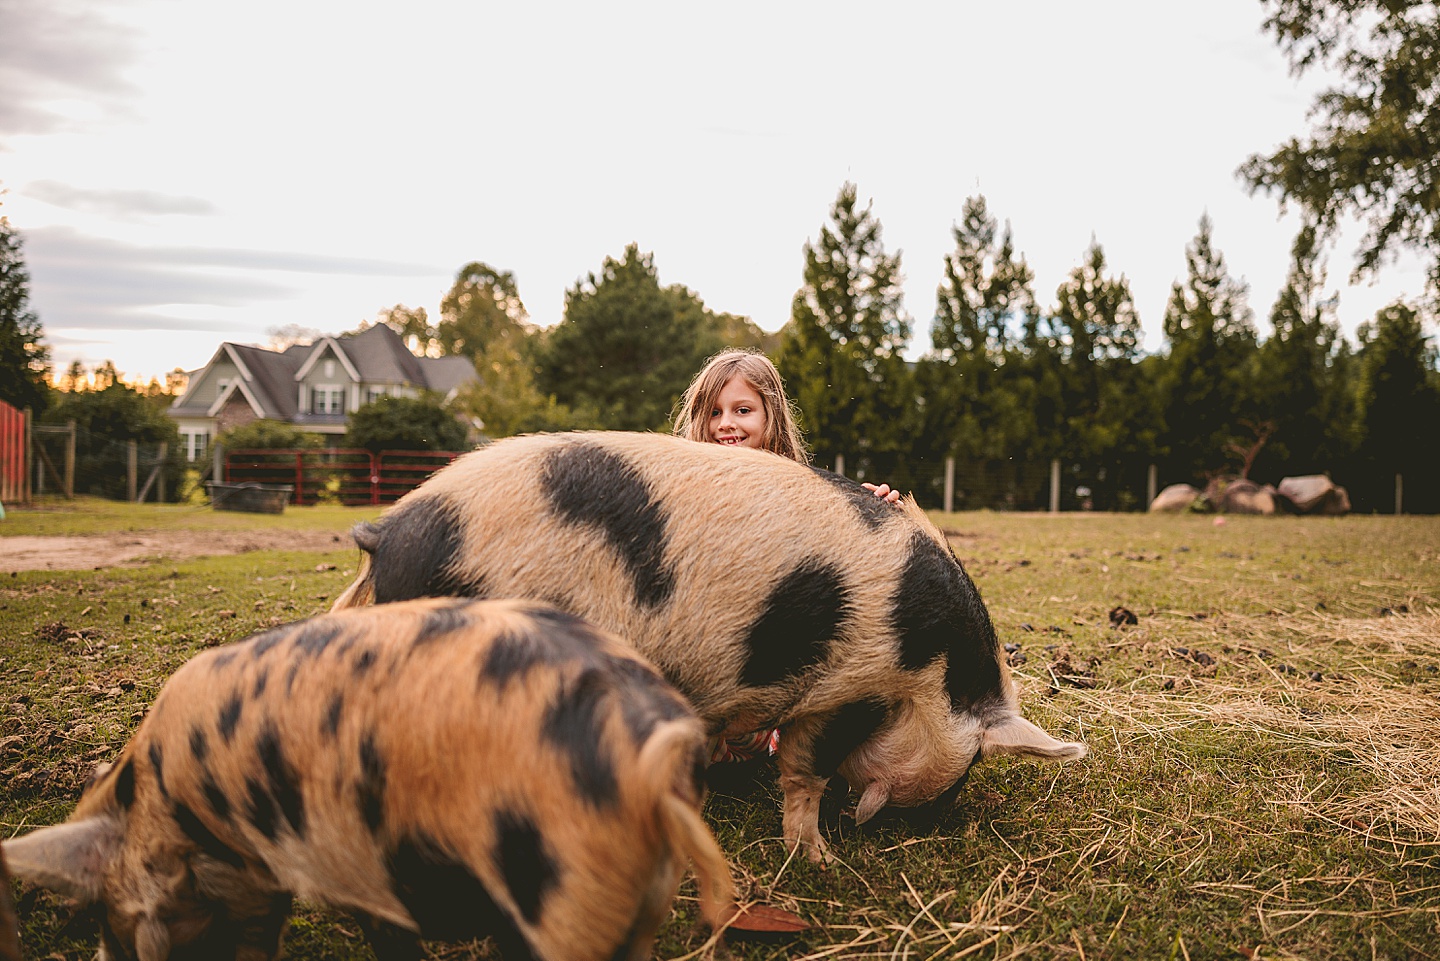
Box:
218, 693, 243, 744
322, 693, 344, 738
809, 467, 893, 530
252, 668, 269, 698
543, 669, 618, 807
356, 499, 478, 604
201, 775, 231, 822
414, 602, 473, 644
358, 734, 386, 834
606, 657, 692, 744
245, 777, 278, 841
112, 759, 135, 810
250, 628, 287, 658
495, 809, 558, 924
173, 802, 245, 870
741, 560, 851, 687
890, 534, 1001, 711
812, 699, 889, 776
353, 648, 377, 677
481, 631, 547, 688
389, 834, 529, 950
542, 442, 675, 609
148, 743, 168, 799
189, 728, 208, 761
257, 727, 306, 838
293, 620, 345, 657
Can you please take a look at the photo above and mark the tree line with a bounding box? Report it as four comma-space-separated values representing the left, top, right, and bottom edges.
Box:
1, 0, 1436, 510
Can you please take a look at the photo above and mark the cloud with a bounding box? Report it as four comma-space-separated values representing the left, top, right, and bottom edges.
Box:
24, 180, 220, 218
0, 0, 143, 143
17, 225, 446, 333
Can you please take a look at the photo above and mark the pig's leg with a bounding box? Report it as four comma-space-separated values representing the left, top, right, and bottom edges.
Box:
774, 719, 830, 863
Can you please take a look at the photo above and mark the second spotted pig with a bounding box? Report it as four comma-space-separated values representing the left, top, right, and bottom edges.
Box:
3, 597, 733, 961
333, 430, 1087, 860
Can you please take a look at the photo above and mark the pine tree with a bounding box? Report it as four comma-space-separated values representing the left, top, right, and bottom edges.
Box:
1253, 225, 1353, 478
1157, 215, 1258, 482
1351, 302, 1440, 510
1049, 240, 1154, 507
776, 183, 911, 472
537, 244, 723, 431
0, 211, 51, 412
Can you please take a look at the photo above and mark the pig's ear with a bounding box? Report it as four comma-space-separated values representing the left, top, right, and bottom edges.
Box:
3, 816, 121, 903
854, 781, 891, 824
982, 715, 1086, 761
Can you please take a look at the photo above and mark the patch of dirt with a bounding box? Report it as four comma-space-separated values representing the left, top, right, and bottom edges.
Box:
1, 530, 353, 572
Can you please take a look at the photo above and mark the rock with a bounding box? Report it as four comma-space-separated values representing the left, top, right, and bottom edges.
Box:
1149, 483, 1201, 513
1277, 474, 1351, 515
1205, 477, 1276, 515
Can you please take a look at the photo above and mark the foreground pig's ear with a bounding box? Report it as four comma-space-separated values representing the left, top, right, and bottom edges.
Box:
2, 816, 122, 904
136, 914, 171, 961
854, 782, 891, 824
981, 715, 1086, 761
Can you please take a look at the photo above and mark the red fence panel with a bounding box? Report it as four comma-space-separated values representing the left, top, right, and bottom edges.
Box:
0, 400, 27, 506
224, 448, 462, 506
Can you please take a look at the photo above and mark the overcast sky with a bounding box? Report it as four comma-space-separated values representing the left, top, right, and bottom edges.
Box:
1, 0, 1430, 384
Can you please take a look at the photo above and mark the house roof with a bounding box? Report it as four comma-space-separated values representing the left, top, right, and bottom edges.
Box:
169, 323, 476, 421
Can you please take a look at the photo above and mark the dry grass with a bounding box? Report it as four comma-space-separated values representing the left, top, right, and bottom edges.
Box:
4, 507, 1439, 959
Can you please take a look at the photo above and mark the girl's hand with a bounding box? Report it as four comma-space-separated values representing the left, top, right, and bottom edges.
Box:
862, 482, 901, 505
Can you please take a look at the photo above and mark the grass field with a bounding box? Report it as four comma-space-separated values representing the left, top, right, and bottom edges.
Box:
2, 500, 1437, 960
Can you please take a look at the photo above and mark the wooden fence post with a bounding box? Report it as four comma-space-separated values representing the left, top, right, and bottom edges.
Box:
64, 420, 75, 499
834, 453, 845, 477
127, 441, 138, 502
944, 456, 954, 514
1147, 464, 1157, 508
1396, 473, 1403, 515
1049, 458, 1061, 513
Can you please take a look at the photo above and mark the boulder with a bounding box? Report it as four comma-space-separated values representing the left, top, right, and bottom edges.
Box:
1277, 475, 1351, 515
1205, 477, 1277, 515
1149, 483, 1202, 513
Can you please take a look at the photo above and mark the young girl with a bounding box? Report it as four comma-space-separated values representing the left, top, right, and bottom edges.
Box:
673, 349, 897, 762
673, 349, 901, 498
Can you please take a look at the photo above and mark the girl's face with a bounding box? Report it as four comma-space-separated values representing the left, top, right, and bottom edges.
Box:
708, 376, 767, 450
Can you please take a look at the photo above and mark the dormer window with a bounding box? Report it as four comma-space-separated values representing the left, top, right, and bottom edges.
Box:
312, 386, 345, 415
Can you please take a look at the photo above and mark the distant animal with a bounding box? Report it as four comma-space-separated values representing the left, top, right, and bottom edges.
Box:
332, 431, 1086, 861
2, 597, 734, 961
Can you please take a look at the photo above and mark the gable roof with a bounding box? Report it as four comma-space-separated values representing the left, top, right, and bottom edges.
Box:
169, 323, 477, 421
336, 324, 429, 385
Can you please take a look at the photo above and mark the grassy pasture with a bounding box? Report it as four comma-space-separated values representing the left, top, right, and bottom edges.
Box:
2, 500, 1437, 959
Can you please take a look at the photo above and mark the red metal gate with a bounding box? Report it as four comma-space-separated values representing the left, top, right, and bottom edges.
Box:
223, 448, 461, 506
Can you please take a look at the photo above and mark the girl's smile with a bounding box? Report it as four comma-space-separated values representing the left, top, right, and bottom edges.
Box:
709, 377, 767, 450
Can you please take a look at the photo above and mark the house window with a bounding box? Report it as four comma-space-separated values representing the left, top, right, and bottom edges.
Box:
182, 430, 210, 462
366, 387, 388, 404
311, 386, 345, 415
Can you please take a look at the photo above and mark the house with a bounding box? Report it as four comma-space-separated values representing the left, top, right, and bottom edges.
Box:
167, 324, 478, 461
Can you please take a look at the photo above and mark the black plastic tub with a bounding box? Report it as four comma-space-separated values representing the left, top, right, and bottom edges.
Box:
206, 481, 294, 514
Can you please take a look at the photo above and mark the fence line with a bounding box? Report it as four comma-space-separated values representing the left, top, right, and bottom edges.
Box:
223, 447, 461, 506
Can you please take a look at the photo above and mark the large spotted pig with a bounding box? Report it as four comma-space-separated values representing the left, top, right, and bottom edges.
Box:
332, 431, 1086, 860
3, 597, 734, 961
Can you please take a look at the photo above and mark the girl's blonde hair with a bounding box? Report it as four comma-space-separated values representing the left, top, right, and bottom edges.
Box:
672, 349, 809, 463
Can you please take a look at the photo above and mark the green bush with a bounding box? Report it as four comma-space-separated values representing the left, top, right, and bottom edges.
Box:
344, 395, 469, 452
218, 419, 325, 450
